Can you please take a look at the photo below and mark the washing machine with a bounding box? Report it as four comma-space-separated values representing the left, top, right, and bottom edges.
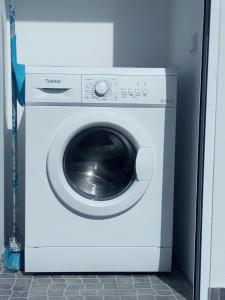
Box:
17, 67, 177, 273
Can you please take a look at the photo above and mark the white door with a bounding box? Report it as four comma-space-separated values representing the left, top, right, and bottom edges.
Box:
47, 111, 154, 218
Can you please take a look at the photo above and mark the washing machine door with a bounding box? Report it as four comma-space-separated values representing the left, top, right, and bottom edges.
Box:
47, 111, 154, 218
63, 126, 137, 201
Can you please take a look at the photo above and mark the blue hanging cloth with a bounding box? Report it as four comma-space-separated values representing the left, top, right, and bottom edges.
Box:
11, 36, 25, 106
3, 1, 23, 272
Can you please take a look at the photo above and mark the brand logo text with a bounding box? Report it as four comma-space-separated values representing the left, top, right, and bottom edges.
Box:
45, 79, 62, 84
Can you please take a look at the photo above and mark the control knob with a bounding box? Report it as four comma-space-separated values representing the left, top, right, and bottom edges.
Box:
95, 81, 109, 97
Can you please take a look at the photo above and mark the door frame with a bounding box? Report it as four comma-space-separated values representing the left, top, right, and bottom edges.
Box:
196, 0, 222, 299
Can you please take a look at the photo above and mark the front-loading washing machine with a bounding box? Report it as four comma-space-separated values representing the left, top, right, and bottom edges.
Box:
17, 67, 177, 272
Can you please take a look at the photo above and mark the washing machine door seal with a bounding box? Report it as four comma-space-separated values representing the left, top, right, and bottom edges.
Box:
47, 111, 154, 218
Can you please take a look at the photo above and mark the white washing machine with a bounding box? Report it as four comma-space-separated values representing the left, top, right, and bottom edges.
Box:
17, 67, 177, 273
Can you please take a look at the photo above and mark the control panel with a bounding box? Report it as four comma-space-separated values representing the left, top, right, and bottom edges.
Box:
82, 75, 177, 107
26, 69, 177, 107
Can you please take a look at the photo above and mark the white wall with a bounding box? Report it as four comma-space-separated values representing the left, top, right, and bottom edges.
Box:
210, 0, 225, 288
169, 0, 204, 282
14, 0, 172, 68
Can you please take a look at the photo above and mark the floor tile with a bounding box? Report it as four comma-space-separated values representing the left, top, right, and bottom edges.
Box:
80, 290, 98, 296
64, 290, 80, 296
67, 297, 84, 300
117, 284, 134, 290
66, 280, 83, 285
67, 284, 85, 290
29, 290, 48, 297
133, 284, 152, 289
0, 259, 192, 300
84, 297, 103, 300
85, 284, 103, 290
30, 285, 49, 291
48, 297, 66, 300
49, 284, 68, 290
48, 290, 65, 297
0, 290, 11, 296
116, 278, 134, 284
155, 296, 176, 299
13, 285, 30, 291
28, 297, 48, 300
82, 279, 99, 284
121, 296, 138, 300
0, 284, 13, 290
133, 277, 150, 283
11, 291, 30, 297
138, 296, 155, 300
52, 279, 66, 284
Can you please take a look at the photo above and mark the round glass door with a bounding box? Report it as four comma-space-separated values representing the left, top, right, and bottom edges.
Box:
63, 126, 137, 201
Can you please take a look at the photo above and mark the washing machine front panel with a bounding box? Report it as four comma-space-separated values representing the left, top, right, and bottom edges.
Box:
23, 105, 176, 249
47, 110, 154, 218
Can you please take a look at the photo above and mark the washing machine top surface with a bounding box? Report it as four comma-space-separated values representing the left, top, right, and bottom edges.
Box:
26, 66, 177, 76
25, 66, 177, 107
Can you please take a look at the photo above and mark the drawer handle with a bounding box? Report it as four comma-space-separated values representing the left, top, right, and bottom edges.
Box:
37, 88, 70, 94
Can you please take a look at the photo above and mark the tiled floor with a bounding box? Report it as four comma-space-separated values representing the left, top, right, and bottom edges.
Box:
0, 261, 192, 300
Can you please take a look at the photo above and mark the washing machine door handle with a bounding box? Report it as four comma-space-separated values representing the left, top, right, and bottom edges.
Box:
136, 148, 154, 181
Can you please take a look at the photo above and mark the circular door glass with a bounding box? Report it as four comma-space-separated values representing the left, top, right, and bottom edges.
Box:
63, 126, 137, 201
